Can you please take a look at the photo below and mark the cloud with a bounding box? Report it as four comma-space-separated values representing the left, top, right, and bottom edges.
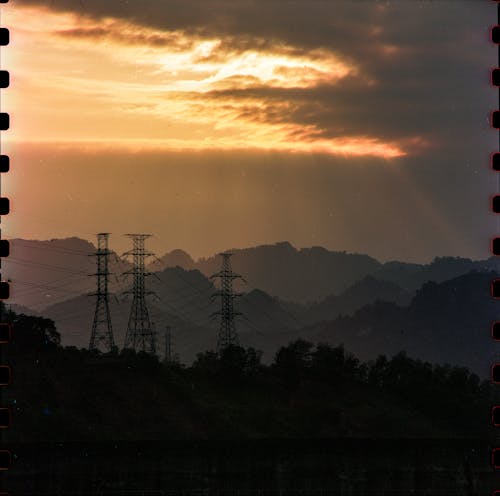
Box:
46, 12, 357, 92
4, 3, 409, 158
6, 1, 494, 158
56, 23, 193, 51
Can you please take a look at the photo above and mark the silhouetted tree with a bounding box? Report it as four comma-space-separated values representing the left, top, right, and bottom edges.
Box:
367, 355, 388, 387
191, 350, 219, 376
219, 345, 248, 380
10, 312, 60, 354
274, 339, 313, 391
218, 345, 263, 383
311, 342, 345, 383
191, 346, 263, 384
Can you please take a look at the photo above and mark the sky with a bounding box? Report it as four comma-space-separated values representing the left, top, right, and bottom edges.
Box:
0, 0, 497, 261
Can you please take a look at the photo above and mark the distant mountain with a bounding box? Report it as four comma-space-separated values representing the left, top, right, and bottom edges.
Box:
153, 241, 383, 303
11, 237, 496, 373
43, 291, 216, 365
150, 249, 196, 271
8, 237, 500, 313
304, 276, 412, 323
373, 256, 500, 292
41, 265, 302, 364
4, 238, 132, 311
154, 242, 500, 303
299, 271, 497, 377
36, 261, 497, 376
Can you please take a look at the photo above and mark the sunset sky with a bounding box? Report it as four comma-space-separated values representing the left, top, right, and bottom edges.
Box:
1, 0, 497, 261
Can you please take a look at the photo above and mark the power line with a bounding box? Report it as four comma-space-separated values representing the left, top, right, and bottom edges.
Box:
154, 273, 212, 305
151, 257, 217, 325
144, 284, 214, 330
240, 293, 306, 330
10, 273, 89, 298
12, 279, 88, 298
5, 257, 90, 276
149, 256, 273, 338
10, 240, 92, 256
152, 254, 306, 331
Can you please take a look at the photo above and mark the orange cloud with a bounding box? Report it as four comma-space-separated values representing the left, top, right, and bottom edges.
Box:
2, 4, 407, 159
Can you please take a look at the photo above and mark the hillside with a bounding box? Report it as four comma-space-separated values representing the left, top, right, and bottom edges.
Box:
155, 241, 382, 303
373, 256, 500, 292
40, 265, 421, 365
5, 313, 490, 442
154, 243, 500, 303
302, 271, 497, 377
4, 237, 132, 310
36, 257, 499, 376
304, 276, 412, 323
6, 237, 500, 311
7, 239, 500, 374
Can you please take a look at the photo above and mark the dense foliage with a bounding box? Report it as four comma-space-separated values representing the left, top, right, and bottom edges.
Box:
4, 307, 491, 441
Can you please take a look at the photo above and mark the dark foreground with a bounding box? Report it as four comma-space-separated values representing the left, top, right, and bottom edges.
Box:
1, 439, 495, 495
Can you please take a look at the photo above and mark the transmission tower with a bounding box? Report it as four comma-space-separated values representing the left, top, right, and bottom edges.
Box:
123, 234, 156, 354
210, 252, 244, 353
89, 233, 115, 352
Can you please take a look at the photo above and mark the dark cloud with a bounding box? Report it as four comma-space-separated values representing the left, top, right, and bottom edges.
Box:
55, 25, 194, 50
18, 0, 493, 153
17, 1, 485, 53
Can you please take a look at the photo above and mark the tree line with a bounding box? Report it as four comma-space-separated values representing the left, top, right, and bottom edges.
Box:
6, 306, 491, 439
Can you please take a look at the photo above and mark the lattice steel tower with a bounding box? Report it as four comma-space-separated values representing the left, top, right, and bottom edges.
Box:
123, 234, 156, 354
89, 233, 115, 352
211, 252, 244, 353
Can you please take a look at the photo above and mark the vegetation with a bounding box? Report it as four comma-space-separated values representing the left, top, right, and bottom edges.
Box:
5, 307, 491, 442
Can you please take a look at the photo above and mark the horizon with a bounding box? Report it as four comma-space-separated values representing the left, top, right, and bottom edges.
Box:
5, 234, 493, 266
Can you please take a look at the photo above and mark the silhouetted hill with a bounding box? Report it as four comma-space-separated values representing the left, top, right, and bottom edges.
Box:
180, 242, 383, 303
44, 260, 418, 364
5, 237, 132, 310
43, 292, 216, 365
305, 276, 411, 323
373, 256, 500, 292
154, 242, 500, 303
41, 264, 496, 376
304, 271, 496, 377
240, 289, 304, 330
149, 249, 196, 271
41, 264, 300, 363
8, 237, 500, 311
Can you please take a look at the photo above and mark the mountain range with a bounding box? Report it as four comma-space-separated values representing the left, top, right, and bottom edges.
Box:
5, 237, 500, 309
4, 237, 132, 311
4, 237, 498, 376
297, 271, 496, 378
